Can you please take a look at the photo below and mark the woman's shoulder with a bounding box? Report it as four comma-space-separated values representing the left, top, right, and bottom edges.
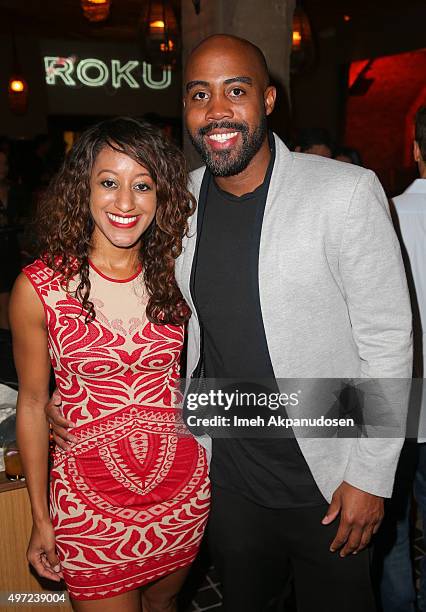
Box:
21, 259, 60, 305
23, 256, 79, 280
23, 257, 55, 282
9, 270, 47, 330
22, 257, 76, 297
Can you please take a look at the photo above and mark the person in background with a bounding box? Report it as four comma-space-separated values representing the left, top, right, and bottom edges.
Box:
31, 135, 54, 188
0, 135, 11, 156
9, 118, 210, 612
375, 105, 426, 612
334, 146, 363, 166
294, 127, 333, 158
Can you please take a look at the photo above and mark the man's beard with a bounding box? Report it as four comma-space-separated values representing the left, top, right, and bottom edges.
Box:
187, 115, 268, 177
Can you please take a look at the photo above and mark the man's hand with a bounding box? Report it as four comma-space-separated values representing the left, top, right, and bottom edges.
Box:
322, 481, 384, 557
45, 389, 76, 451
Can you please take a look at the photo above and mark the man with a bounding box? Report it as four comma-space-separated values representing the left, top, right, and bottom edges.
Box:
294, 127, 333, 158
48, 35, 412, 611
376, 106, 426, 612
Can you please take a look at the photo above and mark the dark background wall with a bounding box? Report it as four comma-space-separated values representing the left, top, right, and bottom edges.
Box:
1, 0, 425, 192
0, 36, 48, 138
290, 0, 426, 192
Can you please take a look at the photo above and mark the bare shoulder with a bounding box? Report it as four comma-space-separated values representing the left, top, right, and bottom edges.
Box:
9, 272, 45, 328
10, 272, 51, 399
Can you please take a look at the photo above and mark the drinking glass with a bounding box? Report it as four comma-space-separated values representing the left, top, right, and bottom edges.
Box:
3, 440, 24, 481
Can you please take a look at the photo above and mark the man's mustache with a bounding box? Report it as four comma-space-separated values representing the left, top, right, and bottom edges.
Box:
197, 121, 249, 137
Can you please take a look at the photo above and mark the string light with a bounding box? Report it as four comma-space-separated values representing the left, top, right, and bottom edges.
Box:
143, 0, 179, 69
8, 75, 28, 114
81, 0, 111, 23
292, 31, 302, 48
9, 79, 25, 93
291, 3, 315, 75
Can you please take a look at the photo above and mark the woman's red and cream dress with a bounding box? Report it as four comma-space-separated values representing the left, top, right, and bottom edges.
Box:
23, 259, 210, 601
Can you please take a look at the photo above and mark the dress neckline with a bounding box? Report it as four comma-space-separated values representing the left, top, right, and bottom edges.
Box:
88, 259, 142, 283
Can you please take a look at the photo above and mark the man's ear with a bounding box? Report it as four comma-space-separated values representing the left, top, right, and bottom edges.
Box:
413, 140, 421, 163
264, 86, 277, 116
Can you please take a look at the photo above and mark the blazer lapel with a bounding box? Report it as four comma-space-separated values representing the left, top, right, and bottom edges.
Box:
176, 167, 209, 316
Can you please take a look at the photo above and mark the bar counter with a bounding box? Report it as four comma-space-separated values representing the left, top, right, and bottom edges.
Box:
0, 473, 71, 611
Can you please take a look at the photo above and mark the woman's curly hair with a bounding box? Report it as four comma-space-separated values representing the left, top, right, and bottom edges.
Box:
36, 117, 196, 325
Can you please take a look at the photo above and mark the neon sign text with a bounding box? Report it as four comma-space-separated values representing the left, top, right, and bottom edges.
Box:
44, 56, 172, 90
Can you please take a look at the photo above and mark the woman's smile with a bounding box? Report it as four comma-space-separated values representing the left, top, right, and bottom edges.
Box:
105, 211, 140, 228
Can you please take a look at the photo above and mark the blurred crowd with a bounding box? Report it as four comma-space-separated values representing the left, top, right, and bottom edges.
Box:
0, 134, 65, 329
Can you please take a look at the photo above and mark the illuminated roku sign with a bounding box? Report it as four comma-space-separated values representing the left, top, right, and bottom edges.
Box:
44, 56, 172, 90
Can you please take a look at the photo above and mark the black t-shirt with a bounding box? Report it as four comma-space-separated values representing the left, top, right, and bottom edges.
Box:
193, 140, 325, 508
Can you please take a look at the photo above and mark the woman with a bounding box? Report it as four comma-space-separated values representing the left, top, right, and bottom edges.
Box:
10, 118, 210, 612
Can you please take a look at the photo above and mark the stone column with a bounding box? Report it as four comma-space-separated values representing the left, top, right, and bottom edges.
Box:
181, 0, 295, 168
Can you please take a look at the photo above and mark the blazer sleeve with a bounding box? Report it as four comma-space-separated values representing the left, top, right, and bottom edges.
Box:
338, 170, 413, 497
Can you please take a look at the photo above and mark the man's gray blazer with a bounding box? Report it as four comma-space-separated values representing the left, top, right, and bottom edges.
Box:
175, 133, 413, 502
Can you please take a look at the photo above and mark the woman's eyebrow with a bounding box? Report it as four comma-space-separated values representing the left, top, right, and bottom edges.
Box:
96, 169, 152, 178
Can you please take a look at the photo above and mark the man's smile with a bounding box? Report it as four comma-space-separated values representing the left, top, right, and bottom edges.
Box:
205, 131, 240, 151
208, 131, 238, 142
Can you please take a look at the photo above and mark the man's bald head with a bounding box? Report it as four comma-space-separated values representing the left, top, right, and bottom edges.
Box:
183, 34, 276, 178
186, 34, 270, 89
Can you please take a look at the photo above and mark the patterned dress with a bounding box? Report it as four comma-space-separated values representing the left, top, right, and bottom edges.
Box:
23, 259, 210, 601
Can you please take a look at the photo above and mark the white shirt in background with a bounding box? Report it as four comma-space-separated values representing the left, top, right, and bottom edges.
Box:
393, 178, 426, 442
